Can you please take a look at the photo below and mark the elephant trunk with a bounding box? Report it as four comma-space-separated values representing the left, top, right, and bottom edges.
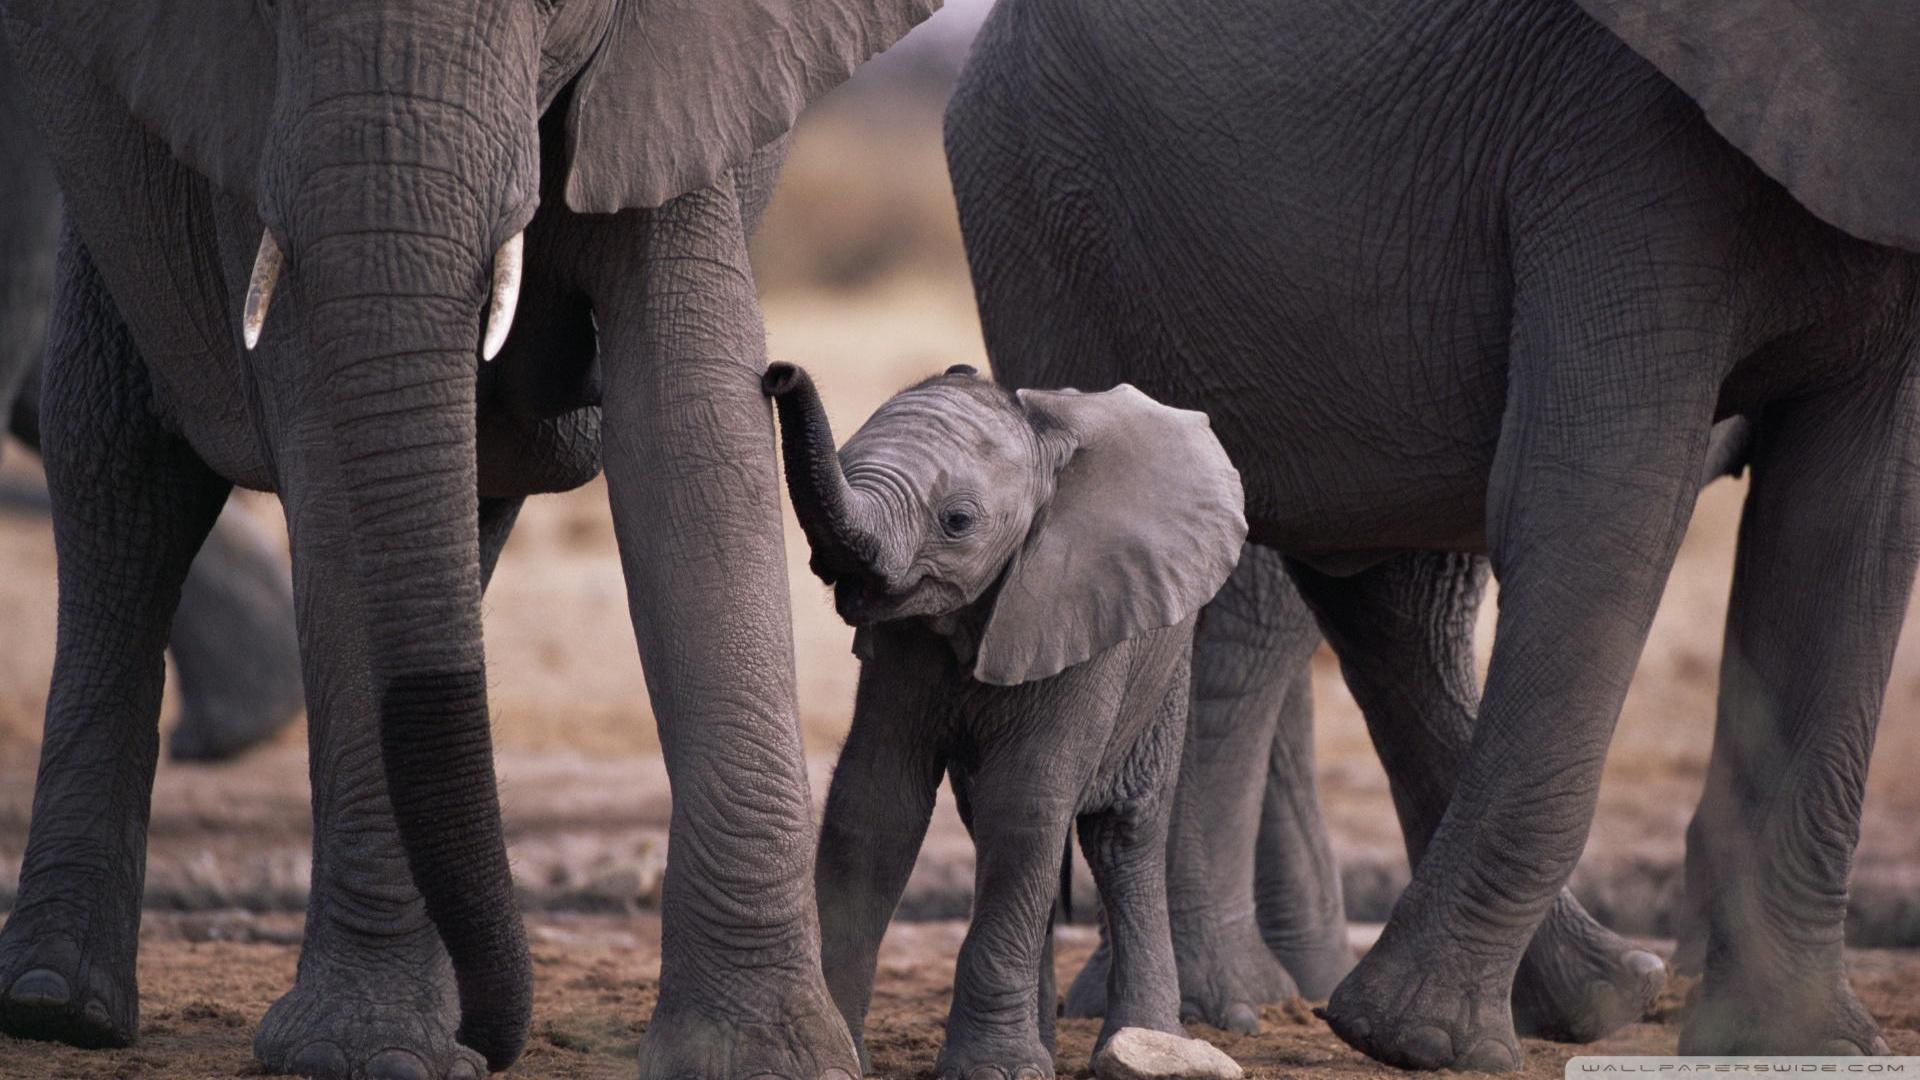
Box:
762, 362, 883, 582
300, 221, 530, 1070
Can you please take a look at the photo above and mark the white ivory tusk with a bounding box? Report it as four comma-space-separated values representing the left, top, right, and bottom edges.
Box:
481, 232, 524, 362
243, 230, 284, 351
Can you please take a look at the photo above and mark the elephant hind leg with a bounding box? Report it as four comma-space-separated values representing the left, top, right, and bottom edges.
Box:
164, 502, 305, 762
0, 226, 231, 1049
1293, 550, 1665, 1042
1680, 377, 1920, 1057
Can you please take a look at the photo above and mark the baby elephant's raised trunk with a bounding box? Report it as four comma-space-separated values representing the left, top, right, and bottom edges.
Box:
763, 362, 882, 581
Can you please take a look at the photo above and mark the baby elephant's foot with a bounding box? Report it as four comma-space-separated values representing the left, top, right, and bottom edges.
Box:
935, 1036, 1056, 1080
1093, 1027, 1243, 1080
1680, 964, 1887, 1056
1511, 895, 1665, 1042
254, 954, 481, 1080
0, 908, 137, 1048
1318, 930, 1521, 1072
1172, 915, 1297, 1035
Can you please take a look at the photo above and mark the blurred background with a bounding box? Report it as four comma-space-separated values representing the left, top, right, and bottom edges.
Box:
2, 0, 1918, 955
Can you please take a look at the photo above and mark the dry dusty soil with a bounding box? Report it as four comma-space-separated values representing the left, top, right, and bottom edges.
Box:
4, 914, 1920, 1080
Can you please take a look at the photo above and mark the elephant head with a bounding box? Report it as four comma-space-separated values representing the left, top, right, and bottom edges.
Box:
3, 0, 937, 1068
764, 362, 1247, 684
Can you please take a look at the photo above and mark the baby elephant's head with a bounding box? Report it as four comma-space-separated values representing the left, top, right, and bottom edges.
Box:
764, 362, 1247, 685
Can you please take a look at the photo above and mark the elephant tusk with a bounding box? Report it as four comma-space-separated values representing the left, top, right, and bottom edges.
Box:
242, 230, 283, 351
481, 232, 523, 362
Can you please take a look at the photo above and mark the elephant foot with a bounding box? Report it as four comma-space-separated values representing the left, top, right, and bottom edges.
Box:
1317, 926, 1520, 1072
0, 902, 138, 1048
638, 969, 860, 1080
254, 940, 482, 1080
1680, 962, 1887, 1056
1172, 913, 1297, 1035
1510, 892, 1664, 1042
936, 1033, 1056, 1080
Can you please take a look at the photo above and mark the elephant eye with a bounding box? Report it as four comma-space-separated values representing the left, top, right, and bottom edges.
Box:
939, 506, 978, 538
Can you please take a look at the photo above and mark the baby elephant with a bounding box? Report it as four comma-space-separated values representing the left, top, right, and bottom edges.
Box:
764, 362, 1247, 1080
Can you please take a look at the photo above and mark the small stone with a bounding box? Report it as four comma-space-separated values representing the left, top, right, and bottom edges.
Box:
1094, 1028, 1243, 1080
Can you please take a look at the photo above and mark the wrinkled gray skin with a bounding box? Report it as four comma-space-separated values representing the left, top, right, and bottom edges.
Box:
765, 362, 1246, 1080
1077, 417, 1755, 1041
0, 1, 938, 1078
950, 0, 1920, 1069
0, 50, 302, 761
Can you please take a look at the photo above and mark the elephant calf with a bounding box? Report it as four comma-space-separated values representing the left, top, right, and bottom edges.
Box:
764, 362, 1246, 1080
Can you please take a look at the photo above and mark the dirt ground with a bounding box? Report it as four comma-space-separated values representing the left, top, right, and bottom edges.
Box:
2, 915, 1919, 1080
7, 42, 1920, 1080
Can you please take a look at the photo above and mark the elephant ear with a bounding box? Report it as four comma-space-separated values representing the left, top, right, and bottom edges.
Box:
1575, 0, 1920, 250
972, 385, 1247, 687
563, 0, 940, 212
4, 0, 275, 195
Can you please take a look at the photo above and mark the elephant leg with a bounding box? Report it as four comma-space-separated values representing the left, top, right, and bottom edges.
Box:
252, 494, 520, 1080
164, 502, 305, 762
1678, 380, 1919, 1056
585, 158, 856, 1080
815, 630, 946, 1072
1078, 683, 1187, 1055
0, 229, 230, 1048
1317, 245, 1723, 1071
1291, 551, 1664, 1041
941, 780, 1076, 1080
1251, 585, 1354, 1000
1127, 544, 1308, 1034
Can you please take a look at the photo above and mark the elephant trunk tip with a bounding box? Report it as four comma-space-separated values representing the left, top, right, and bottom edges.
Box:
762, 361, 804, 397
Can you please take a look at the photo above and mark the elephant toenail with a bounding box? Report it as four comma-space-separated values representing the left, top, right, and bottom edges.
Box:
1461, 1037, 1522, 1072
1394, 1025, 1454, 1069
1014, 1068, 1047, 1080
82, 999, 111, 1027
1224, 1004, 1259, 1035
6, 968, 71, 1007
365, 1048, 433, 1080
447, 1059, 483, 1080
968, 1066, 1011, 1080
1816, 1039, 1873, 1057
820, 1069, 857, 1080
287, 1041, 350, 1079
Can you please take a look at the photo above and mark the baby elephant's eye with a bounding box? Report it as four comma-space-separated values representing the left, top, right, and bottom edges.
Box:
940, 507, 977, 537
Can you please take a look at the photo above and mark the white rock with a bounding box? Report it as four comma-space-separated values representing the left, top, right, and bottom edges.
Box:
1094, 1027, 1244, 1080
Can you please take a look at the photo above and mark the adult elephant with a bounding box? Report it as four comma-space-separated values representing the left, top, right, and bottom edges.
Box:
0, 3, 937, 1080
947, 0, 1918, 1069
0, 39, 303, 762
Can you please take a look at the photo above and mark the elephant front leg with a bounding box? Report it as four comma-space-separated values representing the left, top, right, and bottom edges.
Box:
1317, 255, 1724, 1071
1678, 380, 1919, 1056
943, 790, 1077, 1080
0, 230, 231, 1049
589, 175, 855, 1080
1290, 551, 1664, 1043
251, 496, 523, 1080
815, 629, 947, 1071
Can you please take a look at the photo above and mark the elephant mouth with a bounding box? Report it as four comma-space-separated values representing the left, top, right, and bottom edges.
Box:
831, 573, 966, 628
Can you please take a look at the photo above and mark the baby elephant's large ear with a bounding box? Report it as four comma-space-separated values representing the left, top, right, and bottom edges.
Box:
973, 385, 1246, 686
